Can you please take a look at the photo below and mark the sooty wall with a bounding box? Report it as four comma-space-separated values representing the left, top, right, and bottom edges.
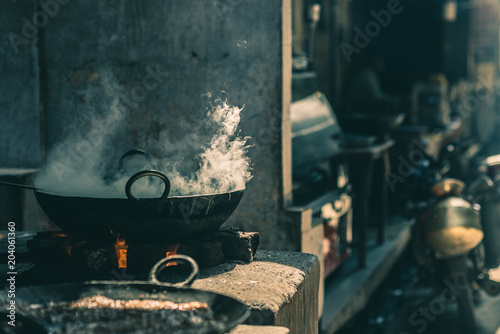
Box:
1, 0, 294, 250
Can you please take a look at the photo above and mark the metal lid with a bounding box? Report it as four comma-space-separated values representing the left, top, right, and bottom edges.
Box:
430, 179, 465, 197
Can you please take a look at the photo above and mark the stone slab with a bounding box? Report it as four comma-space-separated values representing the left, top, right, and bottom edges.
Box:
192, 250, 320, 334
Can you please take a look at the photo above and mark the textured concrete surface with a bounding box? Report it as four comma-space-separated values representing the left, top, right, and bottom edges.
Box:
0, 1, 42, 167
192, 250, 320, 334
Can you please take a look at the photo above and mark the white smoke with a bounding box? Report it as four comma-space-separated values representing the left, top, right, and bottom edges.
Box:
155, 100, 252, 196
34, 75, 252, 198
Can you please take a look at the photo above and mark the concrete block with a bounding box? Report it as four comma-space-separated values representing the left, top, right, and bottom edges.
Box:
208, 227, 260, 262
192, 250, 320, 334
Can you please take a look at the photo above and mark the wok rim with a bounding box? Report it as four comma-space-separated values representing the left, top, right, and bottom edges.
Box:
34, 187, 245, 200
10, 281, 251, 333
33, 187, 246, 242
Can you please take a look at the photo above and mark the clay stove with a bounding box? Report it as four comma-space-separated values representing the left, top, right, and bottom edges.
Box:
5, 227, 258, 285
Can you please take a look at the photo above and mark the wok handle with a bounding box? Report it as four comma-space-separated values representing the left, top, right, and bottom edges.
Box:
119, 149, 154, 172
125, 170, 171, 203
149, 255, 199, 287
0, 180, 39, 191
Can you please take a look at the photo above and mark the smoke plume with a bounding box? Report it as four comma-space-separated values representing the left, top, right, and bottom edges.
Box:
34, 74, 252, 198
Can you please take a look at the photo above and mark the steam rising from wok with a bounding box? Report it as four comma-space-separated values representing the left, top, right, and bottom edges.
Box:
34, 74, 252, 198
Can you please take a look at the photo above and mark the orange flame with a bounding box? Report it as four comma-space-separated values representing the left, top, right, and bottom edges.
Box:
114, 235, 128, 269
165, 245, 178, 267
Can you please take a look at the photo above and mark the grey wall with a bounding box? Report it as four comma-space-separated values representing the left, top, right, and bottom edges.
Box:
1, 0, 294, 250
0, 0, 42, 167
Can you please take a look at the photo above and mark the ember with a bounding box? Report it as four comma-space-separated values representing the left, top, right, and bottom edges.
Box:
24, 297, 226, 334
69, 295, 209, 311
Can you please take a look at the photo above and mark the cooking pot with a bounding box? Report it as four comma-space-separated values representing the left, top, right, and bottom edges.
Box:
0, 150, 245, 242
0, 255, 250, 333
422, 196, 483, 258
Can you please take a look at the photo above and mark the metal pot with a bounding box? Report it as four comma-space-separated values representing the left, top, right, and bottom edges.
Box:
34, 171, 244, 242
0, 150, 245, 242
1, 255, 250, 334
422, 196, 483, 258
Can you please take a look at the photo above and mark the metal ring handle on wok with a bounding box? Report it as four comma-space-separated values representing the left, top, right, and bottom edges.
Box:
125, 170, 171, 203
119, 149, 155, 172
148, 255, 199, 287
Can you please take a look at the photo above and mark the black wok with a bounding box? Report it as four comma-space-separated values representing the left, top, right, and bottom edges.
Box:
1, 255, 250, 334
34, 172, 245, 242
0, 150, 245, 242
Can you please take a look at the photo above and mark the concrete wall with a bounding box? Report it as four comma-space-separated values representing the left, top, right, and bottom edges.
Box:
1, 0, 295, 250
0, 0, 42, 167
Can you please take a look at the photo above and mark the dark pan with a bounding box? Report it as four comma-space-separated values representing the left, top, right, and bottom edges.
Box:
0, 148, 245, 242
34, 179, 244, 242
1, 256, 250, 334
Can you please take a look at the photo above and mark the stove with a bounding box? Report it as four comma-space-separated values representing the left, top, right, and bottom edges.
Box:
0, 227, 259, 286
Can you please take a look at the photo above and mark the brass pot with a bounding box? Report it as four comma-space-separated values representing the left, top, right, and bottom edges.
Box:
422, 196, 483, 258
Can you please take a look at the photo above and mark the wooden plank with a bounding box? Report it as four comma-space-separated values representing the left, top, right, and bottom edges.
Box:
282, 0, 293, 208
